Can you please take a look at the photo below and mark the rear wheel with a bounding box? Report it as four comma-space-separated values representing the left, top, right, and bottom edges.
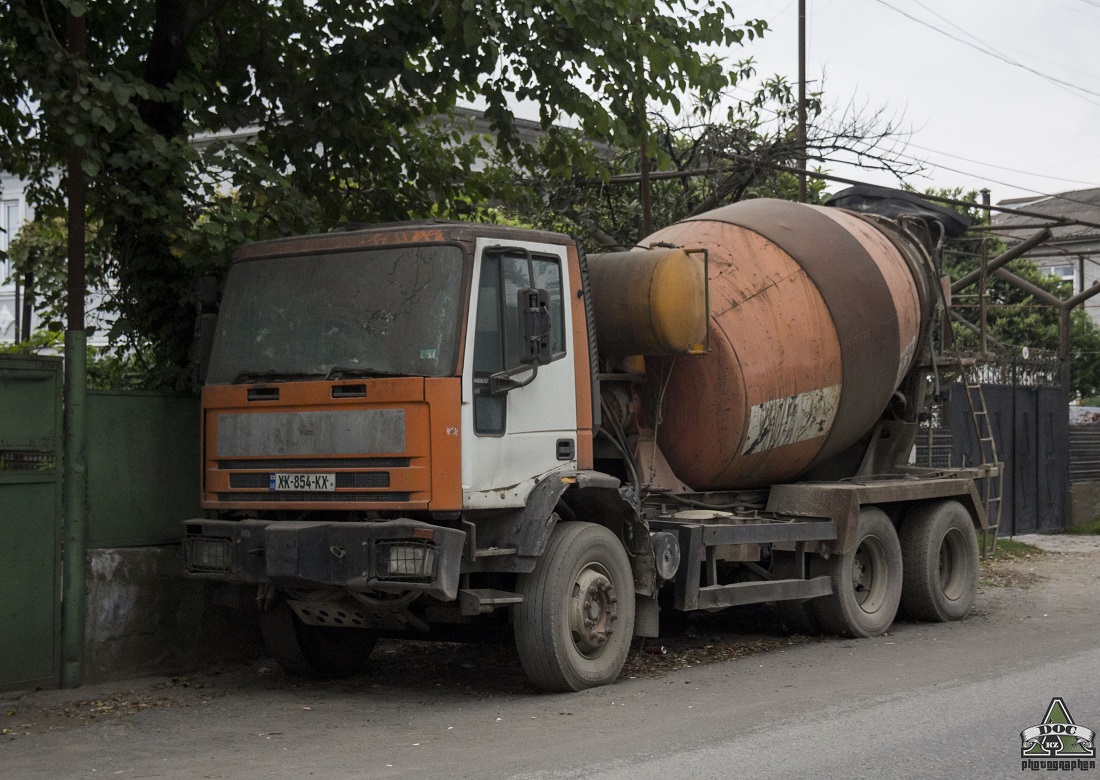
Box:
515, 522, 636, 692
260, 597, 376, 679
811, 507, 902, 638
899, 500, 978, 622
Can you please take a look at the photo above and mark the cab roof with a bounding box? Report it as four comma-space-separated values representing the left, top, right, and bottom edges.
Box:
233, 220, 577, 262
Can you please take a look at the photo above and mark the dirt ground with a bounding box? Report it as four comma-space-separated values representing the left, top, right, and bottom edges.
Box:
0, 534, 1086, 742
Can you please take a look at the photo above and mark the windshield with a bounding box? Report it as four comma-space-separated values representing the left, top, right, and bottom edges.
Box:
206, 244, 467, 385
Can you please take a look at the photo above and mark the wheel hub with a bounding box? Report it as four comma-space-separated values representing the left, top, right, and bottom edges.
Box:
852, 558, 867, 589
850, 538, 887, 610
570, 566, 618, 656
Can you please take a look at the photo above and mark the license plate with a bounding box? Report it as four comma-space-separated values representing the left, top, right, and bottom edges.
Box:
269, 472, 336, 491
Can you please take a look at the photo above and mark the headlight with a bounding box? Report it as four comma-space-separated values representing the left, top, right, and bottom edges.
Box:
187, 537, 231, 572
378, 541, 437, 579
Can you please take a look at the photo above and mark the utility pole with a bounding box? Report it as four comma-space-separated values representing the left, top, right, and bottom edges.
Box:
797, 0, 807, 203
637, 61, 653, 237
61, 6, 88, 690
640, 139, 653, 237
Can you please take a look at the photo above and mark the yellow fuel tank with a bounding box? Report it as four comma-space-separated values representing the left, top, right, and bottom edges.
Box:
586, 248, 708, 356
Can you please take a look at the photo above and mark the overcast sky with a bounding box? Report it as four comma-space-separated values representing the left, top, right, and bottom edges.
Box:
722, 0, 1100, 204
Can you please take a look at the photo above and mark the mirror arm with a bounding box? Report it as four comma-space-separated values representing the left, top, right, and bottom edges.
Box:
489, 362, 539, 396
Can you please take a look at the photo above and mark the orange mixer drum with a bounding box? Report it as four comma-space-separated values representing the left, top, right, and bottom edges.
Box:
642, 199, 927, 490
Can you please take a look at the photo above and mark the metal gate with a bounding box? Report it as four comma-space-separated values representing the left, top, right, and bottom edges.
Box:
0, 355, 62, 690
945, 383, 1068, 535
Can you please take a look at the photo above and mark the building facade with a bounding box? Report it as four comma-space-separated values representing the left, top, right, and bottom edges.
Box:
994, 188, 1100, 327
0, 171, 33, 342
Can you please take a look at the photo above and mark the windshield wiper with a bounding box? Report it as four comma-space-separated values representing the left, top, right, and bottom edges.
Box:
232, 371, 318, 384
324, 366, 405, 380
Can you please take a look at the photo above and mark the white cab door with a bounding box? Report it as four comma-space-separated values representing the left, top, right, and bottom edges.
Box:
460, 238, 578, 508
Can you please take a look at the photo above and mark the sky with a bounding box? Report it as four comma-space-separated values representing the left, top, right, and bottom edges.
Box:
707, 0, 1100, 205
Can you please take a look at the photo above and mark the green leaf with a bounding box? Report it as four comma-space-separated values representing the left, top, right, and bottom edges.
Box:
463, 15, 479, 49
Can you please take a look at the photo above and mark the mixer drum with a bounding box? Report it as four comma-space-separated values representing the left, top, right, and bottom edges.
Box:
642, 199, 926, 490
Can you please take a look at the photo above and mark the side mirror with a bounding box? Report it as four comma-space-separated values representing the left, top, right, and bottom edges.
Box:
188, 275, 220, 386
519, 287, 552, 365
191, 313, 218, 385
489, 287, 552, 396
189, 276, 219, 309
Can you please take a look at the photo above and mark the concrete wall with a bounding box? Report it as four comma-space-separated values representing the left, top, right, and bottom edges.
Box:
84, 547, 262, 683
1069, 480, 1100, 533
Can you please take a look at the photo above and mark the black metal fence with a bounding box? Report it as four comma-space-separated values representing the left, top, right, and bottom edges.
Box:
1069, 427, 1100, 482
966, 348, 1060, 387
916, 382, 1068, 535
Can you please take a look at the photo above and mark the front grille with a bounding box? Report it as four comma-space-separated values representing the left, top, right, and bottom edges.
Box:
218, 457, 410, 469
217, 492, 411, 503
336, 473, 392, 489
228, 472, 391, 489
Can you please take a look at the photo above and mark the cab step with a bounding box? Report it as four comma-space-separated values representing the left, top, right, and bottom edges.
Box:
458, 588, 524, 616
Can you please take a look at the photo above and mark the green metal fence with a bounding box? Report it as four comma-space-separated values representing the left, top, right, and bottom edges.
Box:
0, 356, 202, 690
0, 356, 63, 691
86, 391, 201, 548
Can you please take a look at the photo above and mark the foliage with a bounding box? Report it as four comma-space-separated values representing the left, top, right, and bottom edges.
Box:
508, 75, 916, 249
988, 538, 1044, 560
0, 328, 151, 389
1068, 516, 1100, 535
5, 215, 113, 332
0, 0, 767, 387
83, 342, 160, 390
0, 328, 65, 356
932, 189, 1100, 398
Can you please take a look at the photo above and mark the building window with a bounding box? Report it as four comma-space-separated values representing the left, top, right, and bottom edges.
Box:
0, 200, 22, 282
1046, 263, 1076, 289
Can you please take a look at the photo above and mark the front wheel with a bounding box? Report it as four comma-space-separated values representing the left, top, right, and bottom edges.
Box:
515, 522, 636, 692
260, 597, 376, 679
899, 500, 979, 622
811, 507, 902, 638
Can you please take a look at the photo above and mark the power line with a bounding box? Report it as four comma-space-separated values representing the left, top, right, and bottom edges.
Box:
877, 0, 1100, 104
726, 79, 1098, 194
597, 156, 1100, 230
871, 0, 1100, 109
721, 87, 1099, 205
909, 0, 1100, 83
1036, 0, 1100, 20
819, 150, 1100, 211
901, 141, 1099, 187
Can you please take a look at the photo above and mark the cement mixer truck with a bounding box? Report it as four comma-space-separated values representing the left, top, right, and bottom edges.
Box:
183, 191, 994, 691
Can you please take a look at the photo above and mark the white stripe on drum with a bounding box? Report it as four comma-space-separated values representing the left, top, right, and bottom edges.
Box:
741, 385, 842, 456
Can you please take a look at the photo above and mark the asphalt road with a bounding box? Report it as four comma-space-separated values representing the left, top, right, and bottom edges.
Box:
3, 545, 1098, 779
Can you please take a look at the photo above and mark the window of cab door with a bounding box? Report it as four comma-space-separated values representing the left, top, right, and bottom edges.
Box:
472, 250, 566, 435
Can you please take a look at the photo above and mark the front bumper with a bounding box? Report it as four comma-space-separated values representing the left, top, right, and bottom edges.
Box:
182, 518, 465, 601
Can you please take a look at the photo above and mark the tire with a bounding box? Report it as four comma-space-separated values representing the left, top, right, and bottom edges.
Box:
899, 500, 979, 622
515, 521, 636, 692
810, 507, 902, 638
260, 598, 376, 679
770, 551, 821, 636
